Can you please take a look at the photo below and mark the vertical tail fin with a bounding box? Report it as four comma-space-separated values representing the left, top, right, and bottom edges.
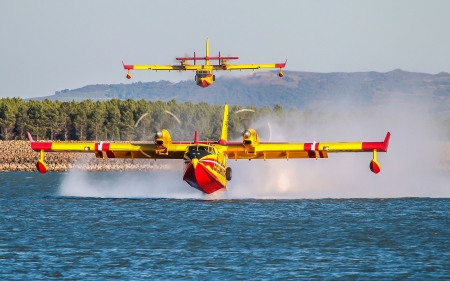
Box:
219, 104, 228, 144
193, 131, 199, 144
205, 38, 210, 66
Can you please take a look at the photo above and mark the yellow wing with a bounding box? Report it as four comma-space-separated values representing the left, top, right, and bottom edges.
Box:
213, 60, 287, 71
223, 129, 391, 160
123, 61, 203, 72
28, 130, 190, 160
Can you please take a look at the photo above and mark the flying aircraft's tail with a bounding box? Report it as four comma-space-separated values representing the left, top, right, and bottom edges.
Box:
205, 38, 210, 66
219, 104, 228, 144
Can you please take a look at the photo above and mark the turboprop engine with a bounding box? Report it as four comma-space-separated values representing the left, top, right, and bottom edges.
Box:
242, 129, 260, 154
154, 129, 172, 155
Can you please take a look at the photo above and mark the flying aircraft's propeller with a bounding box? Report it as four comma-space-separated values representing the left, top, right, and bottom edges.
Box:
234, 108, 271, 141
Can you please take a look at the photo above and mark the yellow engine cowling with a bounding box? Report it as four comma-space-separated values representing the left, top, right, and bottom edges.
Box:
242, 129, 260, 154
154, 129, 172, 155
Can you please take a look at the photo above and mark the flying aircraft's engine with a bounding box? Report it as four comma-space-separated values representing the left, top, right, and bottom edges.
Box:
242, 129, 260, 154
155, 129, 172, 155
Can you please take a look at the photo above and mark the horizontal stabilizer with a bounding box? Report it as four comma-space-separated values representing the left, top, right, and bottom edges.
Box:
176, 56, 239, 61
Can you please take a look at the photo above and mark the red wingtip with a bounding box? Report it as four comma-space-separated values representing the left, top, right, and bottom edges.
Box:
122, 61, 134, 70
382, 132, 391, 152
275, 59, 288, 69
27, 132, 34, 142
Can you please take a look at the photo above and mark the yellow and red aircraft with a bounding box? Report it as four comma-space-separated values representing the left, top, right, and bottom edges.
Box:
122, 39, 287, 88
28, 105, 390, 195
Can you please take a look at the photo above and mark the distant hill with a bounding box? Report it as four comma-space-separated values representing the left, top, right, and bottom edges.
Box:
32, 69, 450, 114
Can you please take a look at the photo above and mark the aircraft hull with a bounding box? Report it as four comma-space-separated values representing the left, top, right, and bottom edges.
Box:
183, 159, 226, 194
196, 74, 213, 88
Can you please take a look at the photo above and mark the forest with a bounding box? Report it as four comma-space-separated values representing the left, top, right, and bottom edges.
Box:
3, 97, 450, 142
0, 98, 293, 142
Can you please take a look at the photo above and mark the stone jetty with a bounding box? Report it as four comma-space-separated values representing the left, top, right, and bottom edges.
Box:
0, 140, 167, 172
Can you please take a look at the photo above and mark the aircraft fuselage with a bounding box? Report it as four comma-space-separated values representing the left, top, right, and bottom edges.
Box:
182, 144, 227, 194
195, 69, 215, 88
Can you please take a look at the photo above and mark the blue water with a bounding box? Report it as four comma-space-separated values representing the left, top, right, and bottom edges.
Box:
0, 172, 449, 280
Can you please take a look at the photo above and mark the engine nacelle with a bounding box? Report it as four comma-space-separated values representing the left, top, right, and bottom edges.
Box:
155, 129, 172, 155
36, 159, 48, 174
242, 129, 260, 153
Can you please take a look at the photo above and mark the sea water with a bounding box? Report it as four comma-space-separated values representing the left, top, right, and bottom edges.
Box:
0, 171, 449, 280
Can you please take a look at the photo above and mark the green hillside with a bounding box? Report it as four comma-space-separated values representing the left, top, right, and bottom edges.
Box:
32, 69, 450, 115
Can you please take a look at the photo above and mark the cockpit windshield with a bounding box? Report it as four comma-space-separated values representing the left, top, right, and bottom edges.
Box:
196, 70, 210, 78
186, 145, 215, 159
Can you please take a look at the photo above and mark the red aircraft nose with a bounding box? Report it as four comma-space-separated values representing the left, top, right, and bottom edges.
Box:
183, 158, 225, 194
201, 79, 210, 88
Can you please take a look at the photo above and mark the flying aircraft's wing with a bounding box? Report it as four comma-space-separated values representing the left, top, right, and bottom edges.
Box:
213, 60, 287, 71
223, 131, 391, 160
28, 133, 190, 160
123, 61, 202, 71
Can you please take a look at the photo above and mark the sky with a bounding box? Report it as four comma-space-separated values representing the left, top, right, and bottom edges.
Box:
1, 0, 449, 99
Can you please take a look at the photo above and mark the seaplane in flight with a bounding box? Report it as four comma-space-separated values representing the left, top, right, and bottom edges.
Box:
122, 39, 287, 88
28, 105, 390, 195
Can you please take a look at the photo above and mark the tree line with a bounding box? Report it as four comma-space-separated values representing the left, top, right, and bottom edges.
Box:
0, 98, 290, 141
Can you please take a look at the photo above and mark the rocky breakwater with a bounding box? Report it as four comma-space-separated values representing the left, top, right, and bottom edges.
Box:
0, 140, 168, 172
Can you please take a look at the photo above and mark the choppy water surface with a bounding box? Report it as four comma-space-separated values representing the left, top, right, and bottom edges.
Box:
0, 171, 449, 280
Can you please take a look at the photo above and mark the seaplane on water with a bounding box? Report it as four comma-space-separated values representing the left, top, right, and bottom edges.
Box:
122, 39, 287, 88
28, 105, 390, 195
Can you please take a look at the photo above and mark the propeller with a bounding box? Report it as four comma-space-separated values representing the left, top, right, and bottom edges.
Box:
134, 110, 182, 141
234, 108, 272, 141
